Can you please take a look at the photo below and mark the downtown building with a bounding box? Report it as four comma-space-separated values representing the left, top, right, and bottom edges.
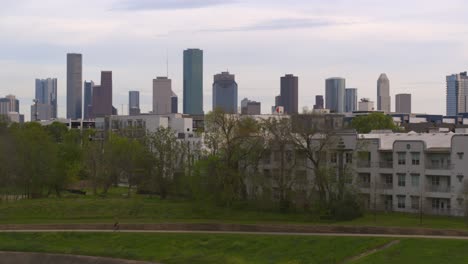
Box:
153, 77, 172, 115
212, 72, 238, 113
395, 93, 412, 113
377, 73, 391, 113
84, 81, 94, 120
279, 74, 299, 114
91, 71, 113, 118
345, 88, 358, 113
31, 78, 57, 121
183, 49, 203, 115
129, 91, 140, 115
446, 72, 468, 116
325, 77, 345, 113
241, 98, 261, 115
67, 53, 82, 119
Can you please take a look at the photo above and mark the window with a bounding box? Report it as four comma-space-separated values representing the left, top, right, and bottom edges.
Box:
411, 196, 420, 210
398, 152, 406, 165
397, 195, 406, 209
411, 152, 420, 165
385, 174, 393, 185
457, 175, 464, 183
398, 173, 406, 187
346, 153, 353, 164
432, 176, 440, 186
411, 174, 420, 187
458, 152, 464, 160
330, 153, 337, 163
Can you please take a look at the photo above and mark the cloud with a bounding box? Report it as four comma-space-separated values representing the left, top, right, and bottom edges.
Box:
203, 17, 359, 32
115, 0, 236, 10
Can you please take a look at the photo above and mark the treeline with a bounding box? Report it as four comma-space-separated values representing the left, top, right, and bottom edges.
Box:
0, 110, 362, 220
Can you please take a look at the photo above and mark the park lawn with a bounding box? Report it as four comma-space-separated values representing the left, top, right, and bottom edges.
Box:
353, 238, 468, 264
0, 232, 392, 264
0, 195, 467, 230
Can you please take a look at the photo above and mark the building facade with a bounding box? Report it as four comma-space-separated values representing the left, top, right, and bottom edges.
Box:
241, 98, 261, 115
377, 73, 391, 113
0, 95, 19, 115
183, 49, 203, 115
345, 88, 358, 112
446, 72, 468, 116
212, 71, 238, 113
129, 91, 140, 115
358, 98, 375, 111
35, 78, 57, 119
395, 93, 412, 113
325, 77, 345, 113
279, 74, 299, 114
171, 92, 178, 114
314, 95, 324, 109
67, 53, 82, 119
92, 71, 113, 118
153, 77, 172, 115
84, 81, 94, 120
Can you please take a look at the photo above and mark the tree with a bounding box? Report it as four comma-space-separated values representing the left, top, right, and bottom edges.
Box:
350, 112, 397, 133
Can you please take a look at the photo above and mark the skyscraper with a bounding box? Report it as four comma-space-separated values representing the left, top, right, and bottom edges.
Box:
446, 72, 468, 116
313, 95, 324, 109
325, 77, 345, 113
241, 98, 261, 115
129, 91, 140, 115
345, 88, 358, 112
83, 81, 94, 120
212, 71, 238, 113
92, 71, 113, 118
35, 78, 57, 119
280, 74, 299, 114
67, 53, 82, 119
153, 77, 172, 115
377, 73, 391, 112
183, 49, 203, 115
171, 92, 178, 114
0, 95, 19, 115
395, 93, 412, 113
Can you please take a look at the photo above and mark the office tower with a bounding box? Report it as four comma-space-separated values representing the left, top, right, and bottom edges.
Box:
446, 72, 468, 116
67, 53, 82, 119
212, 71, 238, 113
30, 104, 52, 121
153, 77, 172, 115
279, 74, 299, 114
358, 98, 375, 111
35, 78, 57, 118
325, 77, 345, 113
171, 92, 178, 114
377, 73, 391, 112
241, 98, 261, 115
345, 88, 358, 112
83, 81, 94, 120
183, 49, 203, 115
0, 94, 19, 115
314, 95, 324, 109
395, 93, 412, 113
92, 71, 113, 118
129, 91, 140, 115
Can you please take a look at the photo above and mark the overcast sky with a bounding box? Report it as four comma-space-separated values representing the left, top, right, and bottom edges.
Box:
1, 0, 468, 119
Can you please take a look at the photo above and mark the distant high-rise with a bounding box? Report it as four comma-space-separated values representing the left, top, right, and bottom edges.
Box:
171, 92, 178, 114
183, 49, 203, 115
241, 98, 261, 115
377, 73, 391, 112
395, 93, 412, 113
345, 88, 358, 112
325, 77, 345, 113
92, 71, 113, 118
0, 94, 19, 115
83, 81, 94, 120
279, 74, 299, 114
212, 71, 238, 113
314, 95, 324, 109
446, 72, 468, 116
67, 53, 82, 119
35, 78, 57, 119
129, 91, 140, 115
153, 77, 172, 115
358, 98, 375, 111
275, 95, 282, 107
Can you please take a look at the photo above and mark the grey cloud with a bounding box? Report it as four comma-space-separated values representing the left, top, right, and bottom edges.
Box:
115, 0, 236, 10
203, 18, 356, 32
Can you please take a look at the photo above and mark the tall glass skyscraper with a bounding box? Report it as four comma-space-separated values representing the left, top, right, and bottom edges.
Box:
67, 53, 82, 119
280, 74, 299, 114
35, 78, 57, 118
212, 72, 238, 113
377, 73, 391, 112
183, 49, 203, 115
83, 81, 94, 120
345, 88, 357, 112
446, 72, 468, 116
325, 77, 346, 113
129, 90, 140, 115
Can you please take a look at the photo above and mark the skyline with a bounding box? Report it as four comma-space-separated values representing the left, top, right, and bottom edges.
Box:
2, 0, 468, 119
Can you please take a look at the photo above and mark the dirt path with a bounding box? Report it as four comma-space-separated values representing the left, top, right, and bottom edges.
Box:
342, 240, 400, 263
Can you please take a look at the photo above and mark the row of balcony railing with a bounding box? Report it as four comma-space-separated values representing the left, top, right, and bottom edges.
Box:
357, 160, 453, 170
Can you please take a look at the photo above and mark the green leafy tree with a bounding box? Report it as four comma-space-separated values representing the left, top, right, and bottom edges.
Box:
350, 112, 397, 133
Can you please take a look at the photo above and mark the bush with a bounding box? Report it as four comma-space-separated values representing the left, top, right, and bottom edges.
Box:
330, 193, 363, 221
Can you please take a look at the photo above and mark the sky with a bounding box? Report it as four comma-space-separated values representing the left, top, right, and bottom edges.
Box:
1, 0, 468, 120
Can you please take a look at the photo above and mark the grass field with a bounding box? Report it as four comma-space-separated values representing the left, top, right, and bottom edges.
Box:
1, 194, 468, 230
0, 232, 391, 264
354, 238, 468, 264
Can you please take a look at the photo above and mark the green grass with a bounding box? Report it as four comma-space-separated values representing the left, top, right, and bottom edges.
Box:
354, 239, 468, 264
0, 232, 391, 264
1, 195, 468, 230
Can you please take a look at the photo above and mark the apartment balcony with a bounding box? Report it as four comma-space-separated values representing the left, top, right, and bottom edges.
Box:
357, 160, 371, 168
381, 183, 393, 190
426, 185, 451, 193
425, 163, 453, 170
379, 161, 393, 169
358, 182, 371, 189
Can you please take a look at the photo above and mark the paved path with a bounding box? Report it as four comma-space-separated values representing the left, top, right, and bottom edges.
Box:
2, 229, 468, 240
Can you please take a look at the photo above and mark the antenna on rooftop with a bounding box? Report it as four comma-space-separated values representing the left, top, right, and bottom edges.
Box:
166, 48, 169, 77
